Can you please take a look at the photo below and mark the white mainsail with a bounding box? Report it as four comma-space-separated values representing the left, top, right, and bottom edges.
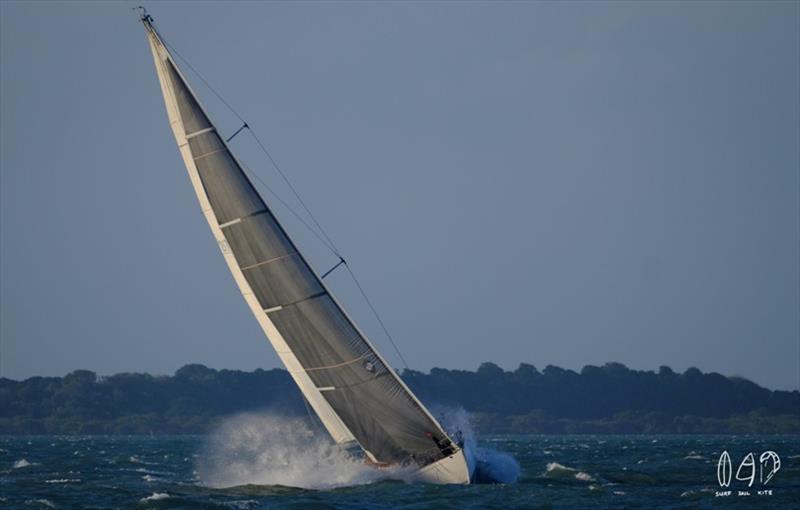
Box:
140, 14, 471, 484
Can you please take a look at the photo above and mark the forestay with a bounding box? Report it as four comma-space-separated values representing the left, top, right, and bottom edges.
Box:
142, 18, 456, 467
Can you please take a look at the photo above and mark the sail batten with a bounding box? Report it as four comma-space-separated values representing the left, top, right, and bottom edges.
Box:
142, 19, 461, 468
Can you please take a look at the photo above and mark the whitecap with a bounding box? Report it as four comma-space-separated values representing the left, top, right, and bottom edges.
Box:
135, 468, 172, 476
140, 493, 170, 502
613, 491, 626, 496
545, 462, 593, 482
545, 461, 575, 477
45, 479, 80, 484
683, 455, 704, 460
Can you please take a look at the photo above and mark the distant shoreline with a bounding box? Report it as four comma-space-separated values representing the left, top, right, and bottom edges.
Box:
2, 362, 798, 435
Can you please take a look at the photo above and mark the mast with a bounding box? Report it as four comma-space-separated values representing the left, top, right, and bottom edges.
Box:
138, 11, 470, 481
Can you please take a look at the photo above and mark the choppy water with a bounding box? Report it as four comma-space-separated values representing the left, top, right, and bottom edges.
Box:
1, 423, 798, 508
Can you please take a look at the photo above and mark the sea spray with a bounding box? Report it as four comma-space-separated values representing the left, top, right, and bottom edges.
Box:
196, 413, 394, 489
432, 406, 521, 484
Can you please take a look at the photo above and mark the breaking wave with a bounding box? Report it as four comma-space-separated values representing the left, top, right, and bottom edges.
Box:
196, 413, 395, 490
13, 459, 38, 469
140, 492, 170, 502
544, 462, 594, 482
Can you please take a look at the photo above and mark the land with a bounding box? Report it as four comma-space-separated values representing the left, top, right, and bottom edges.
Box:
1, 362, 797, 435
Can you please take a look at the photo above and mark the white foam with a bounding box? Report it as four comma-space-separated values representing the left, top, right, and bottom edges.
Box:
683, 454, 704, 460
45, 479, 81, 484
545, 461, 574, 475
140, 492, 170, 502
135, 467, 172, 476
545, 462, 593, 482
197, 413, 395, 489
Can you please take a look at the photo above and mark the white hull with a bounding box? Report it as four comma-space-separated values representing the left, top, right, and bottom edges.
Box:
411, 448, 473, 484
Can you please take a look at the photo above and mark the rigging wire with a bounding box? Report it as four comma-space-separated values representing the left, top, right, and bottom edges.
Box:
157, 28, 410, 370
345, 265, 410, 370
238, 161, 339, 256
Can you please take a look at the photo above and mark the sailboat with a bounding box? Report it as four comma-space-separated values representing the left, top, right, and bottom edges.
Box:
138, 11, 473, 484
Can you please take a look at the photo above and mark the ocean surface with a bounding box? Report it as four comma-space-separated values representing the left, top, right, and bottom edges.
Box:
1, 419, 798, 509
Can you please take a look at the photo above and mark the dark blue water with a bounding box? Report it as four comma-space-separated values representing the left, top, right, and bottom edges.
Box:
2, 432, 798, 508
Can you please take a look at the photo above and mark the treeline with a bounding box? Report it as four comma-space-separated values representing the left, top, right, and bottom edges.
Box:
0, 362, 797, 435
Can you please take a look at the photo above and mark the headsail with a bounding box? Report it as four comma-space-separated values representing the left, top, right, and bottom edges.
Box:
141, 16, 464, 471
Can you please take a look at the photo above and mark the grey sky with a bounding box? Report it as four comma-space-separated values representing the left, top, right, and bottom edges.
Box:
1, 1, 798, 390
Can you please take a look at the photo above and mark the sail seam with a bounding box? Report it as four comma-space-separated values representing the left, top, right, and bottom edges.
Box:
218, 217, 243, 228
318, 371, 389, 391
263, 291, 326, 313
185, 126, 216, 139
219, 208, 270, 229
288, 352, 368, 373
193, 148, 226, 161
239, 251, 299, 271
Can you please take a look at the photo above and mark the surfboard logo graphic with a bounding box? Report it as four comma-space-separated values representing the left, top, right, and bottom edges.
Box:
717, 450, 732, 487
717, 450, 780, 488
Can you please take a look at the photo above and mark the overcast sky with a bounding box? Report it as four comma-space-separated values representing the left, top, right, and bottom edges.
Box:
1, 1, 798, 390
